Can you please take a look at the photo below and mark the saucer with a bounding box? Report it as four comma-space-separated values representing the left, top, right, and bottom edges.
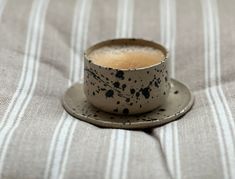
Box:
62, 79, 194, 129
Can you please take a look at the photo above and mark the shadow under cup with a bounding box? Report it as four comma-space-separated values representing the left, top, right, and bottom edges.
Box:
83, 39, 170, 115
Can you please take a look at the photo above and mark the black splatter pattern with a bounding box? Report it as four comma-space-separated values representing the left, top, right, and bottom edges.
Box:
113, 81, 120, 88
136, 92, 140, 97
141, 88, 150, 99
122, 84, 127, 90
165, 76, 168, 82
105, 90, 114, 97
174, 90, 179, 94
130, 89, 135, 94
123, 108, 129, 115
84, 61, 170, 114
115, 70, 124, 80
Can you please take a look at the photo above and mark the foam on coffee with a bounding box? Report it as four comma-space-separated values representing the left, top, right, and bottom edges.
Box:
88, 45, 165, 69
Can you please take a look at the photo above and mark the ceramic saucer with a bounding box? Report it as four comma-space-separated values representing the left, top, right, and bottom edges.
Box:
62, 79, 194, 129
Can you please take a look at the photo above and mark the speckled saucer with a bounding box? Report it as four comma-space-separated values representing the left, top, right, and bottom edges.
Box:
62, 79, 194, 129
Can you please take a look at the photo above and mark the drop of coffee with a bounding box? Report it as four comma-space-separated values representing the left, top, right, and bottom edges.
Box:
88, 45, 165, 70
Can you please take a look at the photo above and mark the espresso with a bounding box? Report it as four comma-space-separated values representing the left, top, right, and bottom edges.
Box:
88, 45, 165, 69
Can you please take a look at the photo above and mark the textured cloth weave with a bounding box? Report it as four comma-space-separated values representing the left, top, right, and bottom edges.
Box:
0, 0, 235, 179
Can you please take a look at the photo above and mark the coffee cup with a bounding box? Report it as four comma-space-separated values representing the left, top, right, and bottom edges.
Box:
83, 38, 170, 115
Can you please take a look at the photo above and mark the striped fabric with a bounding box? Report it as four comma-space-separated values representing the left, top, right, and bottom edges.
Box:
0, 0, 235, 178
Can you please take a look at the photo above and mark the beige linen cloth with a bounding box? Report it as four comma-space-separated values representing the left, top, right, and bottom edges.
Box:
0, 0, 235, 178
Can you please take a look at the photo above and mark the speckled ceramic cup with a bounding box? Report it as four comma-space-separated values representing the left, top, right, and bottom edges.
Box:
83, 39, 170, 115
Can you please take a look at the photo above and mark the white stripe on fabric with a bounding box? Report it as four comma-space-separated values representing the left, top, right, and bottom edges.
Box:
105, 0, 133, 179
74, 0, 87, 82
58, 120, 76, 179
159, 0, 180, 178
79, 0, 93, 82
162, 124, 175, 178
160, 0, 165, 45
0, 0, 7, 18
213, 0, 235, 132
116, 0, 134, 38
201, 0, 235, 178
111, 130, 126, 179
170, 0, 176, 78
0, 0, 49, 176
49, 116, 75, 179
105, 131, 116, 179
71, 0, 86, 84
161, 0, 176, 78
121, 131, 131, 179
213, 0, 235, 139
69, 0, 82, 86
158, 126, 165, 150
44, 0, 93, 179
44, 112, 67, 179
127, 0, 133, 38
165, 0, 170, 49
172, 123, 180, 178
121, 0, 128, 36
115, 0, 124, 38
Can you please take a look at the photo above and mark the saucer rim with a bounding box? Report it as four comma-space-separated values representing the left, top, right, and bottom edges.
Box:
62, 79, 194, 129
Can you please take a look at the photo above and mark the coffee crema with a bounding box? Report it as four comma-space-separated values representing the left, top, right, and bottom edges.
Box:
88, 45, 165, 69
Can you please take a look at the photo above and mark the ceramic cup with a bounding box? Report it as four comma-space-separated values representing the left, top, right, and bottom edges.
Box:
83, 39, 170, 115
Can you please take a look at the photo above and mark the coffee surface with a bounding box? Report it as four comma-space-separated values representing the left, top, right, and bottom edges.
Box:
88, 45, 165, 69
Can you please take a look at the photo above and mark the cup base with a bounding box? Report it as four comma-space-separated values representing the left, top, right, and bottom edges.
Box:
62, 79, 194, 129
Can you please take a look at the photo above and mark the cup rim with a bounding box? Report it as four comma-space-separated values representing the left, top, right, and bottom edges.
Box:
84, 38, 169, 71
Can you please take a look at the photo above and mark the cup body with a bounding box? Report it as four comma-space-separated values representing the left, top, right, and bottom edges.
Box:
83, 39, 170, 115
